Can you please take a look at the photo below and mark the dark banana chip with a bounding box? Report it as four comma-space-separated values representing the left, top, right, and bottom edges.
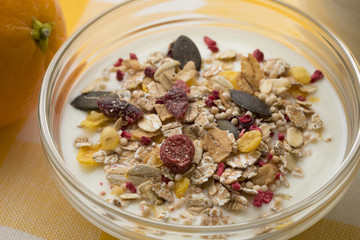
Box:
171, 35, 202, 71
217, 120, 240, 139
71, 91, 119, 111
229, 90, 271, 117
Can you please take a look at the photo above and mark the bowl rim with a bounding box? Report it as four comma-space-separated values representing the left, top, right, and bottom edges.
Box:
38, 0, 360, 233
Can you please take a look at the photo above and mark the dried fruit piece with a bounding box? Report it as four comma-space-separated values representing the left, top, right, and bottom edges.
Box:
174, 177, 190, 198
138, 114, 162, 132
77, 145, 100, 165
252, 49, 264, 62
160, 134, 195, 174
100, 127, 120, 150
203, 36, 219, 52
97, 98, 143, 122
80, 111, 111, 129
237, 130, 262, 153
71, 91, 118, 111
164, 80, 189, 119
218, 71, 239, 90
217, 120, 240, 139
310, 70, 324, 83
172, 35, 202, 71
290, 66, 311, 84
230, 90, 271, 117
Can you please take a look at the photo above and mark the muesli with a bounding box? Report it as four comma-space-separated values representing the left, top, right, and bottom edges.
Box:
71, 35, 326, 225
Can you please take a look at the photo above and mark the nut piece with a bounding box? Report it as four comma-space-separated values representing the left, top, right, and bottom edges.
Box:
192, 140, 203, 164
202, 128, 233, 163
138, 114, 162, 132
252, 164, 277, 185
287, 127, 303, 148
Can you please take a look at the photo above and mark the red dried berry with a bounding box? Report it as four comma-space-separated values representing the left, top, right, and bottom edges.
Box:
252, 49, 264, 62
249, 124, 262, 133
140, 136, 152, 146
155, 98, 165, 104
238, 129, 246, 138
129, 53, 138, 60
278, 133, 285, 141
217, 162, 225, 176
126, 181, 137, 193
205, 98, 215, 106
97, 98, 144, 121
116, 69, 124, 81
113, 58, 123, 67
174, 79, 190, 93
275, 172, 284, 180
267, 153, 273, 161
212, 90, 220, 99
269, 131, 274, 137
239, 114, 252, 123
262, 191, 274, 203
208, 94, 216, 101
203, 36, 219, 53
252, 191, 264, 207
231, 181, 241, 191
144, 67, 155, 78
121, 131, 132, 140
284, 114, 290, 122
296, 95, 306, 101
310, 70, 324, 83
160, 134, 195, 174
164, 80, 189, 118
161, 176, 171, 184
257, 159, 267, 167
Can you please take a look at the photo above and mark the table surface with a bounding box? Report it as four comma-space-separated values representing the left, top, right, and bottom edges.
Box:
1, 0, 360, 239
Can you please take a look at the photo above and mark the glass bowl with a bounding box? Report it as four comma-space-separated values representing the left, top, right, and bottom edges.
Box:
38, 0, 360, 239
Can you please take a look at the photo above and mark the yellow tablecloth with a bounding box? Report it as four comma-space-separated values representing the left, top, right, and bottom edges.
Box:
1, 0, 360, 239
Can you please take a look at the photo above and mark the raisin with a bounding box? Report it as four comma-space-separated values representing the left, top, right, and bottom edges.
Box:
164, 80, 189, 119
160, 134, 195, 174
97, 98, 143, 122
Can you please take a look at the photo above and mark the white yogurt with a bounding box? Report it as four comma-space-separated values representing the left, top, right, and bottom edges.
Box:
60, 27, 347, 223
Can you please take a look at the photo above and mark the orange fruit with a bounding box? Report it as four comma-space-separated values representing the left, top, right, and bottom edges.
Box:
0, 0, 67, 127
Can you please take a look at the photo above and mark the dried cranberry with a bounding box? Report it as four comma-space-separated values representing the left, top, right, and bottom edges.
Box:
97, 98, 144, 121
203, 36, 219, 53
262, 191, 274, 203
239, 114, 252, 123
126, 181, 137, 193
161, 176, 171, 184
278, 133, 285, 141
238, 129, 246, 138
252, 191, 264, 207
249, 124, 262, 133
208, 94, 216, 101
296, 95, 306, 101
144, 67, 155, 78
275, 172, 284, 180
113, 58, 123, 67
284, 114, 290, 122
155, 98, 165, 104
164, 80, 189, 118
140, 136, 152, 146
267, 153, 273, 161
212, 90, 220, 99
160, 134, 195, 174
217, 162, 225, 176
174, 79, 190, 93
232, 181, 241, 191
252, 49, 264, 62
116, 69, 124, 81
310, 70, 324, 83
121, 131, 132, 140
205, 98, 215, 106
269, 131, 274, 137
257, 159, 267, 167
129, 53, 138, 60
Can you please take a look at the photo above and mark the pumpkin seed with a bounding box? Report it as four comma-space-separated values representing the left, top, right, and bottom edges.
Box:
71, 91, 118, 111
171, 35, 202, 71
217, 120, 240, 139
229, 90, 271, 117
